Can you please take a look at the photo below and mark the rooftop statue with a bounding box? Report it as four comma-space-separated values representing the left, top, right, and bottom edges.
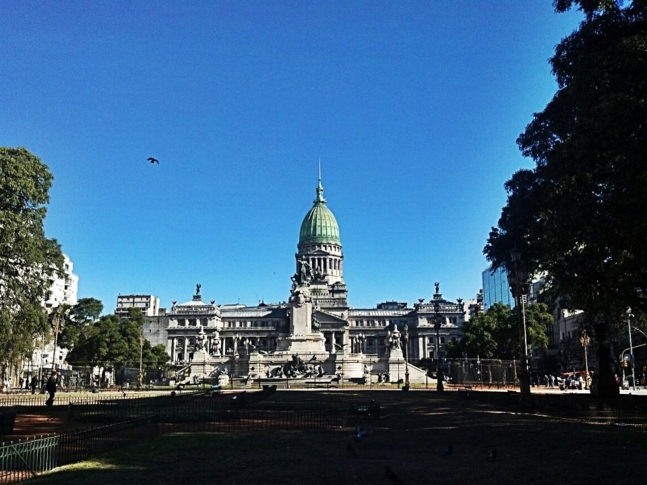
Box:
297, 257, 313, 283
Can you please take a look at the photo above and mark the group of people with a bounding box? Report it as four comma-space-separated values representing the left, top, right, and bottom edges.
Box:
534, 372, 589, 390
1, 371, 59, 405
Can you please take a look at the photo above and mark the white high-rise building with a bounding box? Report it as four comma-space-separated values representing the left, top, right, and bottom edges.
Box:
45, 254, 79, 308
115, 294, 160, 317
23, 254, 79, 385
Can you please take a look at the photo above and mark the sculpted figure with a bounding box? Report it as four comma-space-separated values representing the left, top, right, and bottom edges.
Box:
298, 258, 313, 283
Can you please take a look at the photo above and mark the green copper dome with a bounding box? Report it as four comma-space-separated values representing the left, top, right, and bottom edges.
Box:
299, 177, 341, 245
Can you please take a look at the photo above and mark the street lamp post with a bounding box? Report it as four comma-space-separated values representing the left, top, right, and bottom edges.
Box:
508, 247, 531, 398
433, 301, 444, 392
626, 308, 636, 391
403, 325, 410, 389
579, 331, 590, 390
425, 344, 429, 390
139, 329, 144, 390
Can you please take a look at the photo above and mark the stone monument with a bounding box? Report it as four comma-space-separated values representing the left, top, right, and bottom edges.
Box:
276, 265, 326, 354
190, 325, 211, 378
387, 324, 407, 382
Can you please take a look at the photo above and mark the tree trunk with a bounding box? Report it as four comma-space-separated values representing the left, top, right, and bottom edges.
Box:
591, 323, 620, 397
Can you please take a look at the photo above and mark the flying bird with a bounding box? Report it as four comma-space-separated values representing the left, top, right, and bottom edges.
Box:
353, 422, 374, 442
486, 449, 497, 461
148, 157, 159, 164
441, 444, 453, 457
385, 466, 404, 483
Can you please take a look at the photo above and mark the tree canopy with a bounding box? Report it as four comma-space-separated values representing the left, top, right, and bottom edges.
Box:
486, 1, 647, 318
66, 309, 170, 377
0, 147, 63, 367
459, 303, 551, 360
484, 1, 647, 395
58, 297, 104, 350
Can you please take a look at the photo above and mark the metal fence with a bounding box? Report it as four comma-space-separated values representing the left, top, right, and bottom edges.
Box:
0, 389, 371, 483
0, 435, 58, 483
442, 359, 522, 388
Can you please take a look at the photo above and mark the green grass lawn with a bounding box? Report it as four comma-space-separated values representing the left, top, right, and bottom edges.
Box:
26, 391, 647, 485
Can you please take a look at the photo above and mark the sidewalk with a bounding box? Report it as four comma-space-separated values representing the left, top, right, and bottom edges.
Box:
478, 385, 647, 396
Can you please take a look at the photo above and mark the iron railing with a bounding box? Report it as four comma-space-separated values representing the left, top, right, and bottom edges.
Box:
0, 389, 372, 483
0, 435, 59, 483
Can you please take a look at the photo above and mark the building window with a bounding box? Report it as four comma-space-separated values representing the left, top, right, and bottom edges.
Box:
178, 319, 186, 327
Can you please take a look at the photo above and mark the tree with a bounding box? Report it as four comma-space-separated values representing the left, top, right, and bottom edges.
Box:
48, 303, 73, 370
485, 1, 647, 396
73, 297, 103, 323
461, 303, 514, 359
59, 298, 104, 350
144, 344, 171, 371
444, 338, 463, 359
459, 303, 552, 361
0, 147, 63, 372
65, 309, 170, 386
66, 314, 137, 384
524, 303, 552, 354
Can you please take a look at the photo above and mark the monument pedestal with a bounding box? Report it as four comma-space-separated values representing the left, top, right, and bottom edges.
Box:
190, 349, 213, 378
388, 348, 407, 383
277, 334, 327, 353
275, 284, 328, 354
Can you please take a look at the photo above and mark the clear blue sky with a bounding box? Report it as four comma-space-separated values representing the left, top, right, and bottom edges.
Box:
0, 1, 582, 313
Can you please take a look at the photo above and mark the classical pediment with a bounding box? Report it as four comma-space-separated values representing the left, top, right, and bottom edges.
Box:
314, 309, 347, 327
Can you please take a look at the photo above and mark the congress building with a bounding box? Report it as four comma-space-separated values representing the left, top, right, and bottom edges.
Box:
143, 174, 468, 382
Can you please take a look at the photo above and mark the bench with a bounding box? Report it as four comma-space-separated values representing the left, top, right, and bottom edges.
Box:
304, 379, 336, 389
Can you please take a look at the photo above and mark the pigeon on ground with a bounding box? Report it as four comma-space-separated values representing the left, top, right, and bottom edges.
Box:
442, 444, 453, 457
385, 466, 404, 483
354, 422, 374, 442
486, 449, 497, 461
347, 442, 357, 457
148, 157, 159, 164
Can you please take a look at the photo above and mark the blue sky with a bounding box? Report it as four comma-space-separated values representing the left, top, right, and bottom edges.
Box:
0, 1, 582, 313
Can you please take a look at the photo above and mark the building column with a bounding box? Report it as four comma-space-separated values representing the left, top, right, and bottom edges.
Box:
331, 332, 336, 354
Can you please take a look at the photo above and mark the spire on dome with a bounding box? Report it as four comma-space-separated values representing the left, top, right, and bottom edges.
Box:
299, 161, 340, 245
315, 160, 326, 203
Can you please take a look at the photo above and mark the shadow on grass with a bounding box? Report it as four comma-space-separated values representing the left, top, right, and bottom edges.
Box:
26, 392, 647, 485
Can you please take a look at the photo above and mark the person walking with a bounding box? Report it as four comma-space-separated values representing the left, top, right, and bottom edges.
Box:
45, 370, 58, 406
30, 375, 38, 394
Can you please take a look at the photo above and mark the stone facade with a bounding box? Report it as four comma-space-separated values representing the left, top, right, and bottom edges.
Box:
143, 175, 467, 381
